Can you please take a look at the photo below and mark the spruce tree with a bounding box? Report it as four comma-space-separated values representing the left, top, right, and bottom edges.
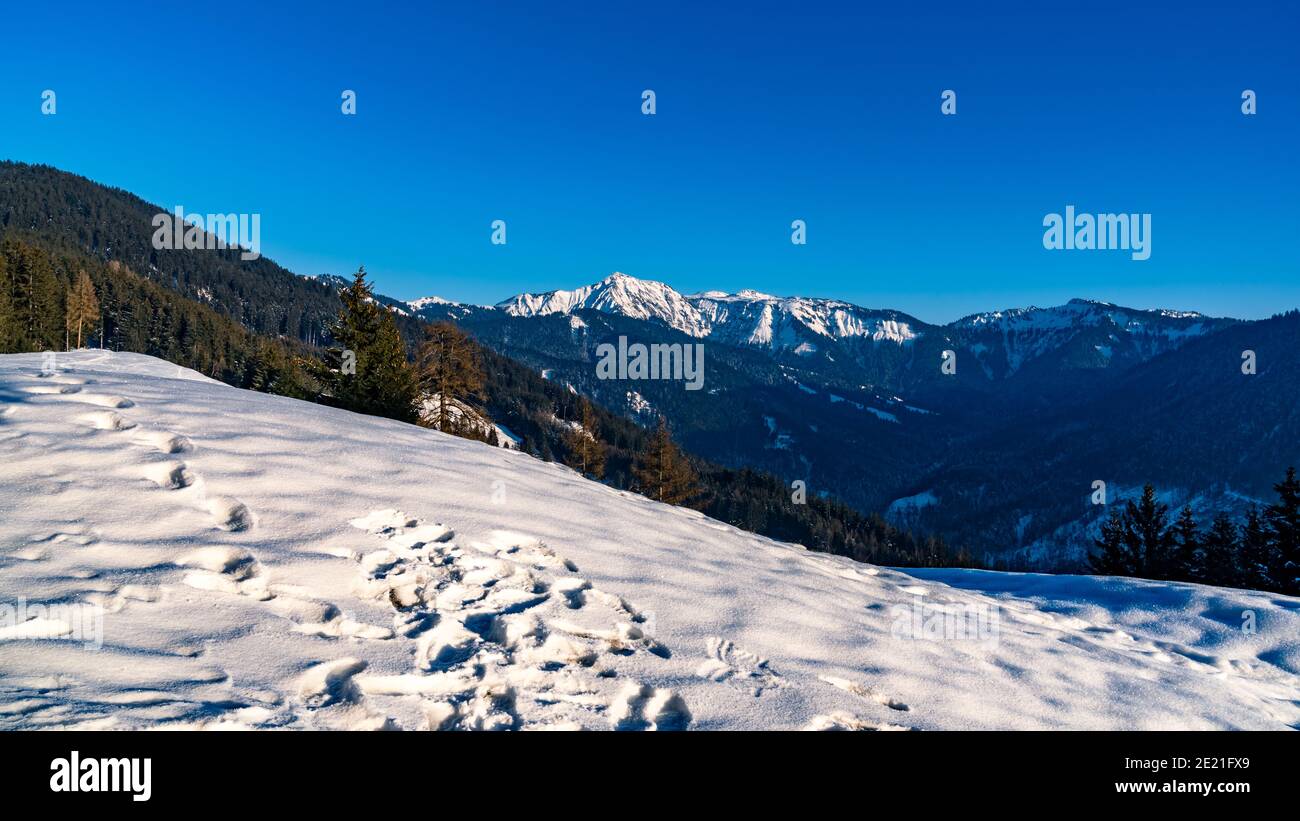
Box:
1126, 485, 1174, 578
1090, 506, 1135, 576
1264, 467, 1300, 594
324, 266, 381, 399
1201, 513, 1240, 587
365, 312, 421, 422
633, 417, 700, 506
1239, 507, 1274, 591
1171, 505, 1202, 581
321, 266, 419, 423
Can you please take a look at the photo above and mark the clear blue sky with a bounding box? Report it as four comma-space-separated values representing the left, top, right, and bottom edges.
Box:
2, 0, 1295, 322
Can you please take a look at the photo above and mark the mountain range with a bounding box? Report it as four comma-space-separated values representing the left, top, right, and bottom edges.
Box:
405, 272, 1296, 566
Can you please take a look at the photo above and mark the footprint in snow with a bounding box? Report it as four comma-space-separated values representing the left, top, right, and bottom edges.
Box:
206, 497, 254, 532
819, 674, 909, 712
142, 461, 196, 490
609, 682, 691, 731
339, 508, 683, 730
176, 546, 392, 640
75, 393, 134, 409
133, 430, 194, 454
804, 712, 915, 731
78, 410, 136, 431
696, 637, 784, 696
21, 384, 81, 395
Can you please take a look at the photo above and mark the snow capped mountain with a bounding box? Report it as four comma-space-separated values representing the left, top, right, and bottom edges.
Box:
957, 298, 1214, 337
3, 350, 1298, 730
690, 289, 923, 348
498, 272, 925, 350
954, 298, 1233, 376
494, 273, 1236, 364
407, 295, 455, 311
498, 272, 710, 337
394, 274, 1233, 374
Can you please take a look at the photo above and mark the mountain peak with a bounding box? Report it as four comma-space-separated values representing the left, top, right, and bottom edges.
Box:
497, 272, 710, 336
408, 295, 453, 310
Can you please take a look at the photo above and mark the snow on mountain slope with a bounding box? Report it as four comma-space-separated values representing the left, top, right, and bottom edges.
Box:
957, 298, 1213, 336
498, 272, 711, 337
407, 296, 454, 311
496, 274, 1231, 366
498, 272, 923, 350
954, 299, 1230, 375
2, 351, 1299, 730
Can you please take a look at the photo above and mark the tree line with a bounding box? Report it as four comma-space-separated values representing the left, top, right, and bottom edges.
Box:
0, 236, 313, 395
1090, 471, 1300, 595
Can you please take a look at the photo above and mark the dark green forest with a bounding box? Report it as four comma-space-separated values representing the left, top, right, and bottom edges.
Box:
1090, 476, 1300, 595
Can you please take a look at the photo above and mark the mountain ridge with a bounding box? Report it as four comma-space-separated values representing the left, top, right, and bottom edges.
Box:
409, 271, 1236, 348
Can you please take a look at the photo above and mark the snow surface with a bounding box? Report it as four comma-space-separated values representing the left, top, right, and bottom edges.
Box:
2, 351, 1299, 730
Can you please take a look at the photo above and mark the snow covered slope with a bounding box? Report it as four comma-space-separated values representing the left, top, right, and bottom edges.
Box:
2, 351, 1298, 730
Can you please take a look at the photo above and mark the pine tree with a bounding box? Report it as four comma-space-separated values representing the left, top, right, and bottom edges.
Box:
1090, 507, 1135, 575
366, 312, 421, 422
320, 266, 419, 423
1263, 467, 1300, 594
632, 417, 700, 506
415, 321, 485, 432
1127, 485, 1174, 578
64, 269, 100, 349
1201, 513, 1240, 587
1239, 507, 1274, 591
1170, 505, 1202, 581
563, 397, 607, 479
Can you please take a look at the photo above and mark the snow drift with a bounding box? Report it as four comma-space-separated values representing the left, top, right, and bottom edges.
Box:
1, 351, 1298, 730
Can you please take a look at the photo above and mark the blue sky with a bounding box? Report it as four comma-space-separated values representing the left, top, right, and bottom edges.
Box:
1, 0, 1295, 322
